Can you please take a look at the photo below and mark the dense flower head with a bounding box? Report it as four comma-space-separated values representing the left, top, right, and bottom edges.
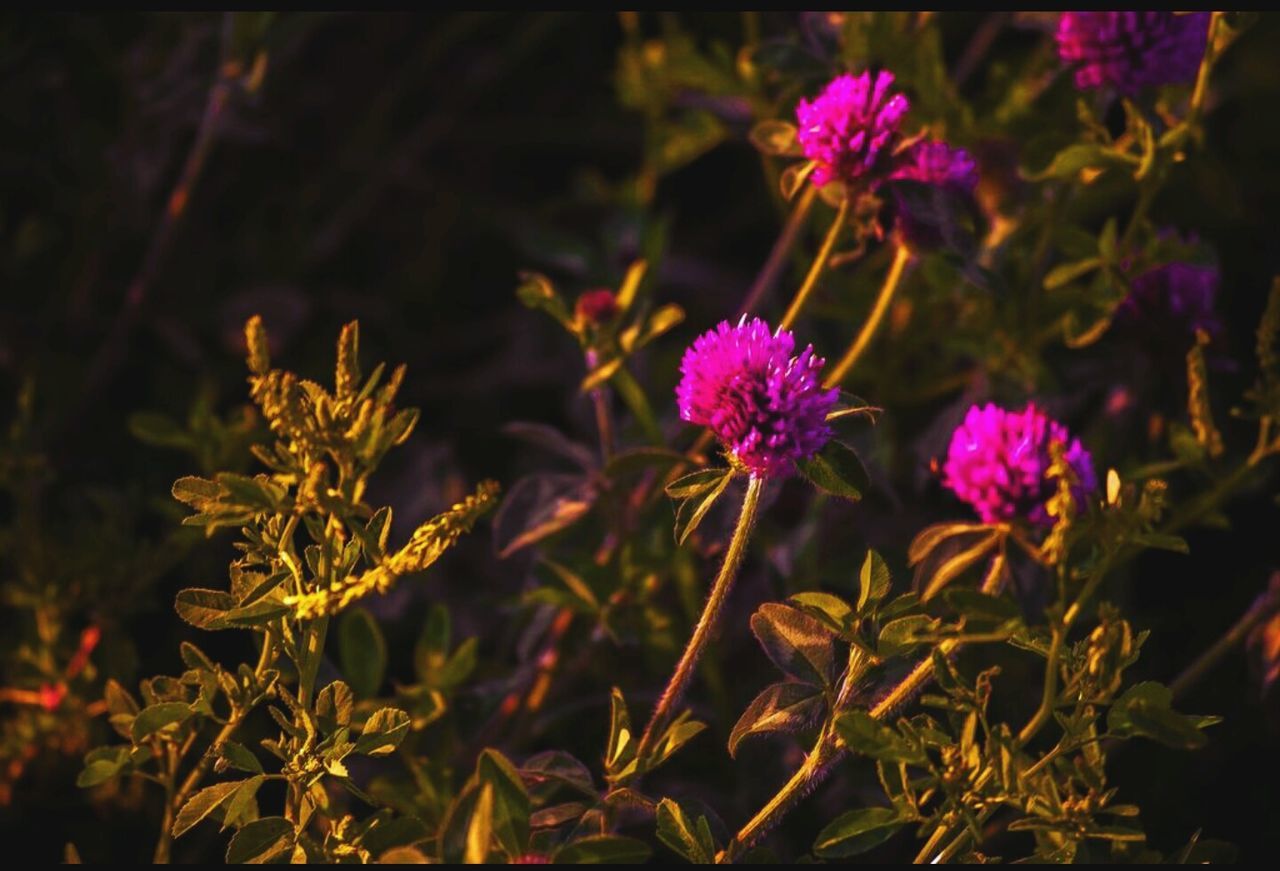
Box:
796, 70, 910, 188
891, 141, 979, 193
676, 317, 838, 478
943, 403, 1097, 526
1115, 262, 1221, 343
1056, 12, 1210, 94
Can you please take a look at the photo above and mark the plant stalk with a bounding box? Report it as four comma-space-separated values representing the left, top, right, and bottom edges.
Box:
778, 196, 850, 331
637, 476, 763, 761
824, 244, 911, 388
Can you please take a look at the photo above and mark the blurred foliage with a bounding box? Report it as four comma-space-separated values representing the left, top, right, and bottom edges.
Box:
3, 10, 1280, 864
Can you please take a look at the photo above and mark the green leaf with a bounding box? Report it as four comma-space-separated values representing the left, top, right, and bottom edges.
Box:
728, 682, 824, 758
316, 680, 354, 733
1107, 682, 1218, 749
1024, 144, 1124, 181
338, 607, 387, 698
943, 589, 1021, 624
179, 641, 217, 673
918, 529, 1001, 601
656, 798, 717, 863
664, 468, 729, 499
77, 746, 130, 787
225, 816, 295, 864
814, 806, 905, 858
878, 615, 938, 659
836, 711, 926, 765
749, 603, 837, 687
354, 707, 411, 756
131, 701, 193, 742
519, 750, 597, 798
555, 835, 651, 864
780, 160, 816, 200
1043, 257, 1103, 290
796, 440, 867, 502
604, 447, 687, 480
174, 588, 237, 630
221, 775, 265, 831
673, 469, 734, 545
539, 558, 600, 612
788, 592, 854, 635
604, 687, 636, 780
907, 522, 990, 566
218, 740, 263, 774
748, 119, 801, 157
516, 272, 575, 332
172, 780, 245, 837
465, 782, 495, 864
477, 749, 531, 858
647, 713, 707, 769
858, 550, 892, 611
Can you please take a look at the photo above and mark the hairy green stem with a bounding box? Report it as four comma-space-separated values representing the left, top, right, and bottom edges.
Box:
721, 558, 1006, 861
637, 476, 763, 762
737, 185, 818, 317
824, 244, 912, 388
778, 196, 850, 331
155, 628, 276, 864
1171, 578, 1280, 699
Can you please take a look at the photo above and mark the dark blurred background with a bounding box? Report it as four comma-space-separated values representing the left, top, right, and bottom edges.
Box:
2, 12, 1279, 862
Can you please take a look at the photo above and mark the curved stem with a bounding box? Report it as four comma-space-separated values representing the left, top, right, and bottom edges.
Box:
722, 739, 837, 863
738, 186, 818, 317
155, 628, 276, 864
824, 244, 911, 388
637, 476, 763, 761
721, 557, 1006, 861
778, 196, 850, 331
1171, 579, 1280, 699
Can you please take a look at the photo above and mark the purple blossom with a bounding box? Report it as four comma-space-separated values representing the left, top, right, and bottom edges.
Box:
1115, 262, 1222, 343
891, 141, 979, 193
943, 403, 1097, 526
676, 317, 838, 478
796, 70, 910, 188
1056, 12, 1210, 94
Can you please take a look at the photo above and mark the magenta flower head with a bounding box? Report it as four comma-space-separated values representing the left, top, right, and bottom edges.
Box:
796, 70, 910, 189
676, 317, 839, 479
892, 141, 979, 193
1056, 12, 1210, 94
888, 140, 981, 252
943, 403, 1098, 526
1115, 262, 1221, 344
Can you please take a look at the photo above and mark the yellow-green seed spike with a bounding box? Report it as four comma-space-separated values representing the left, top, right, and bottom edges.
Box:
336, 320, 360, 400
245, 315, 271, 376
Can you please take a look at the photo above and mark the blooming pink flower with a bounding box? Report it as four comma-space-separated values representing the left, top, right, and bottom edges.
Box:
1056, 12, 1210, 94
943, 403, 1097, 525
891, 141, 979, 193
796, 70, 910, 188
677, 317, 838, 478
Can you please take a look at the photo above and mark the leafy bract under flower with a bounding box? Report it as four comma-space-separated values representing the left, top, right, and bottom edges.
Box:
676, 317, 838, 479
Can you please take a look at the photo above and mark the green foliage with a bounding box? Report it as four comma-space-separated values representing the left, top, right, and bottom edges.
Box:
8, 10, 1280, 866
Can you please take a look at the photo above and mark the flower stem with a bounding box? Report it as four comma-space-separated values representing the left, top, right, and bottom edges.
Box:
1171, 577, 1280, 699
778, 196, 850, 331
637, 476, 763, 762
154, 628, 276, 864
738, 185, 818, 317
720, 555, 1006, 861
823, 244, 912, 388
